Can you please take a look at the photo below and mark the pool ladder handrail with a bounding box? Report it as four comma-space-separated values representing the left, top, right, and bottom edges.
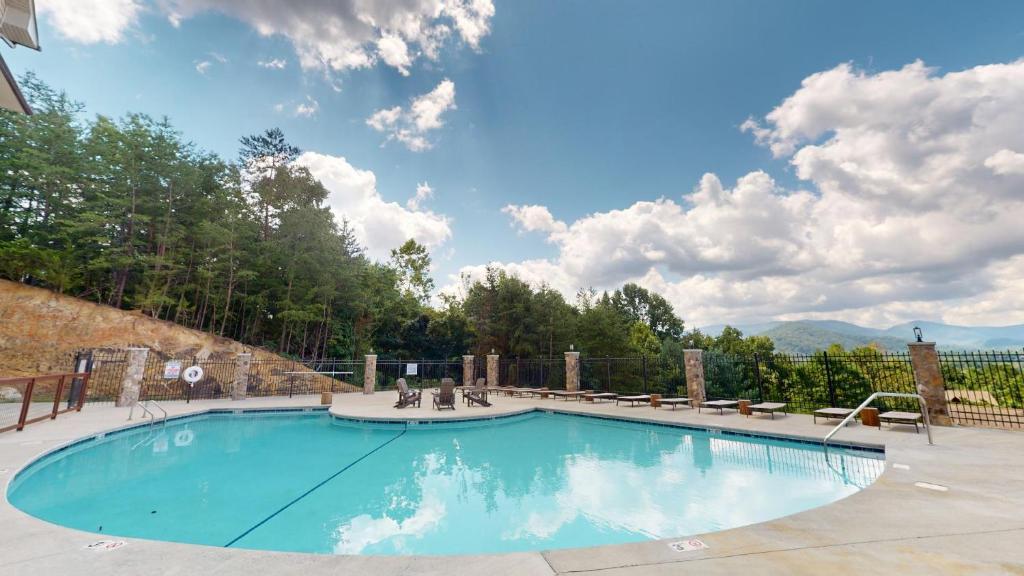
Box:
128, 399, 168, 426
823, 392, 933, 447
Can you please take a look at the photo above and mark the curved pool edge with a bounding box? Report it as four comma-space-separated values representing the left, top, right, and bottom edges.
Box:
327, 404, 886, 454
2, 395, 1017, 575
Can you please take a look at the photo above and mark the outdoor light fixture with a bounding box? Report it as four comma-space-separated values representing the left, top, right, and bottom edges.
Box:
570, 344, 574, 351
914, 326, 923, 342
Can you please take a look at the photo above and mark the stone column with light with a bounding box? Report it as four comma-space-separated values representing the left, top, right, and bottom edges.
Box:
463, 355, 475, 387
231, 353, 252, 400
117, 347, 149, 407
363, 354, 377, 394
564, 350, 580, 392
486, 353, 500, 387
908, 341, 951, 425
683, 349, 706, 406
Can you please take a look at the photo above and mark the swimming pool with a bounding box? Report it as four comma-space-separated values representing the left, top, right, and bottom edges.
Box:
7, 410, 883, 555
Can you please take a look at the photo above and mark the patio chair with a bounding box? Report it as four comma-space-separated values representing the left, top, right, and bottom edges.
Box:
394, 378, 421, 409
583, 392, 618, 403
616, 394, 651, 407
747, 402, 788, 419
879, 411, 924, 433
813, 407, 854, 424
463, 378, 492, 407
433, 379, 456, 410
657, 397, 691, 410
550, 390, 587, 401
698, 399, 739, 414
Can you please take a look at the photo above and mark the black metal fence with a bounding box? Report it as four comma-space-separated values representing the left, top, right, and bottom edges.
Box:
579, 356, 686, 396
499, 358, 567, 390
246, 358, 364, 398
77, 349, 129, 404
702, 351, 918, 414
939, 350, 1024, 428
375, 359, 463, 392
69, 347, 1024, 430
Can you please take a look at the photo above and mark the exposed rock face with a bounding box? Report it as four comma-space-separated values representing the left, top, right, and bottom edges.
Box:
1, 279, 262, 377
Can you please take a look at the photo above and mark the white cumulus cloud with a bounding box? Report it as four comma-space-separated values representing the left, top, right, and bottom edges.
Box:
450, 59, 1024, 328
257, 58, 287, 69
367, 79, 457, 151
38, 0, 144, 44
156, 0, 493, 76
296, 152, 452, 260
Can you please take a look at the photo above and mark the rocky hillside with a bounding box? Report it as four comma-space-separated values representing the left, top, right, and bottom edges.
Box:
0, 279, 317, 379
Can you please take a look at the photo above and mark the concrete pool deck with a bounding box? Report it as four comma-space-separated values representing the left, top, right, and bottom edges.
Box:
1, 392, 1023, 575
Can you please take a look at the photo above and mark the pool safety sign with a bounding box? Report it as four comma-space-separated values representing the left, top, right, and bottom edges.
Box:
406, 363, 418, 376
669, 538, 709, 552
163, 360, 182, 379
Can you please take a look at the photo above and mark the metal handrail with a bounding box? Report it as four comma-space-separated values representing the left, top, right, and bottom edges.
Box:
823, 392, 933, 446
128, 399, 167, 426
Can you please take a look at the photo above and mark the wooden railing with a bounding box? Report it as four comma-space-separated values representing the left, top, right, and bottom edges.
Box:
0, 372, 91, 433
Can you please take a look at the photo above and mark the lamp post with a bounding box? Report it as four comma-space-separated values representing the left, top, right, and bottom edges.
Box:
914, 326, 923, 343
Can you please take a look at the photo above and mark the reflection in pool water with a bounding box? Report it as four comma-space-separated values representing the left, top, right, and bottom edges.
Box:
8, 411, 883, 555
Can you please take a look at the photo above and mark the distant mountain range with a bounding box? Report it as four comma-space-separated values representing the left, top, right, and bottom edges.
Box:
699, 320, 1024, 354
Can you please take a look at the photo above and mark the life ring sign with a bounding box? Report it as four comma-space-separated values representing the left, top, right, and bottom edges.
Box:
182, 365, 204, 385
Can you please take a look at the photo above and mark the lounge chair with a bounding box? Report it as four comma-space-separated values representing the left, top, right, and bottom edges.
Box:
699, 399, 738, 414
657, 397, 691, 410
813, 407, 854, 424
550, 390, 586, 401
433, 379, 456, 410
583, 392, 618, 403
879, 411, 924, 433
616, 394, 651, 407
747, 402, 788, 419
463, 378, 491, 407
394, 378, 421, 409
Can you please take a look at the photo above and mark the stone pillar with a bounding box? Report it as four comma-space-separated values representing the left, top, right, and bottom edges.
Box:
463, 355, 475, 387
564, 351, 580, 392
117, 347, 149, 407
231, 353, 252, 400
683, 349, 706, 405
363, 354, 377, 394
486, 354, 500, 387
908, 342, 951, 425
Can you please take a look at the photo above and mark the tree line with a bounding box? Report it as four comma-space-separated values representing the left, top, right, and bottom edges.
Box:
1, 74, 774, 362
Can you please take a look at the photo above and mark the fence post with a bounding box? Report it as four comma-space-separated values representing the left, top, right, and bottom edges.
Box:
16, 378, 36, 430
907, 342, 952, 425
683, 349, 706, 405
363, 354, 377, 394
231, 353, 252, 401
462, 355, 475, 387
486, 353, 500, 387
50, 375, 67, 419
642, 355, 648, 394
116, 348, 149, 407
823, 351, 837, 408
752, 353, 764, 402
564, 350, 580, 391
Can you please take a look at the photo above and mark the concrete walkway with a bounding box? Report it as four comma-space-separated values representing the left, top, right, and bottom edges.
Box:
1, 392, 1023, 575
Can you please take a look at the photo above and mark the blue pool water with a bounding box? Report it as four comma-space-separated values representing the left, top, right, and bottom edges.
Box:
7, 410, 883, 555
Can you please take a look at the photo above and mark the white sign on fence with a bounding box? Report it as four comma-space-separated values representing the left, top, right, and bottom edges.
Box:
163, 360, 182, 379
405, 363, 418, 376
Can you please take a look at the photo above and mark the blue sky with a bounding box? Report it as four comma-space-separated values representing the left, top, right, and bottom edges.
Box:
10, 1, 1024, 327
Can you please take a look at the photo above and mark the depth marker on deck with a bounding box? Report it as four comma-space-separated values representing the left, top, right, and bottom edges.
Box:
669, 538, 709, 552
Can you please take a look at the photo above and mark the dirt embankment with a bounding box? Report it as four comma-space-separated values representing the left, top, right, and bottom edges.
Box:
0, 279, 282, 377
